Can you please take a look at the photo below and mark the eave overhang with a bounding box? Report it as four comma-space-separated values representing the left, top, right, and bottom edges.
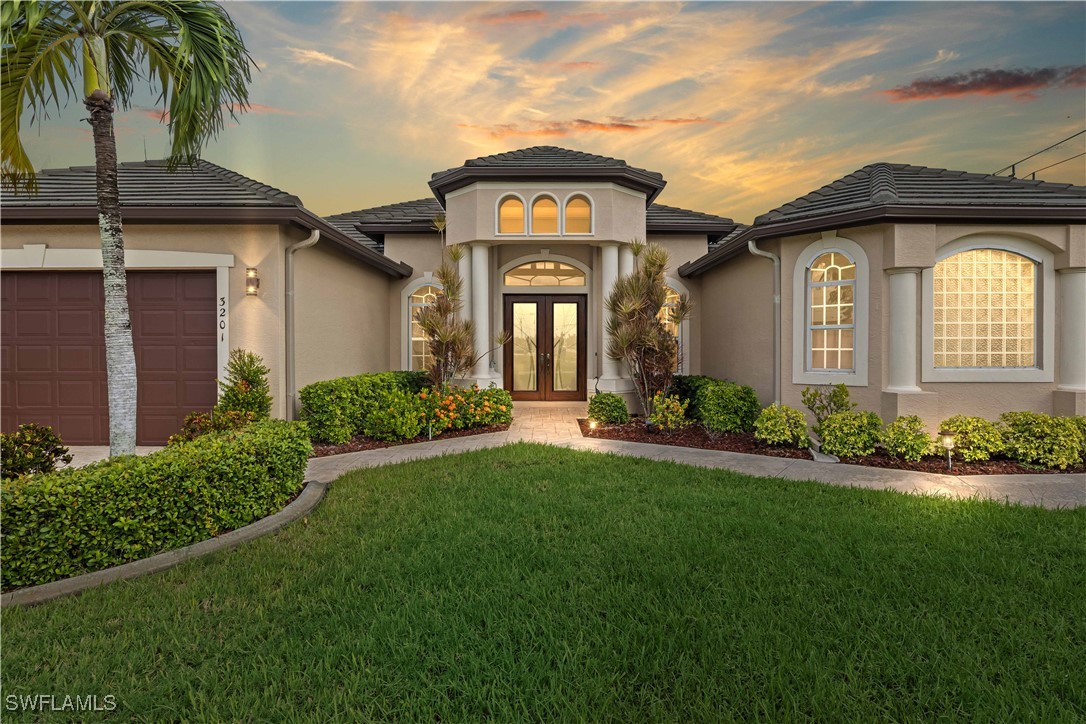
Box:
428, 166, 667, 206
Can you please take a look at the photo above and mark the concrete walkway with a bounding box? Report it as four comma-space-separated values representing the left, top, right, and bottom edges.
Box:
308, 402, 1086, 510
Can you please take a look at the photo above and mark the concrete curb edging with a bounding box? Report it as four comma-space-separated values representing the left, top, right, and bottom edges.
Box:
1, 479, 330, 608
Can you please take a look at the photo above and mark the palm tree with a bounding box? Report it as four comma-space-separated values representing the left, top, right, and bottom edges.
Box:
1, 1, 255, 456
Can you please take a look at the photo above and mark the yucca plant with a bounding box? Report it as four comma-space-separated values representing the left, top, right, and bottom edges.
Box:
415, 243, 510, 387
2, 1, 255, 456
605, 241, 691, 418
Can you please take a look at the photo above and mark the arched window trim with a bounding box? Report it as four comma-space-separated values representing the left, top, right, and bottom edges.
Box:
662, 277, 691, 374
792, 234, 869, 387
528, 193, 560, 236
495, 193, 527, 236
921, 234, 1054, 383
562, 193, 594, 236
401, 276, 444, 371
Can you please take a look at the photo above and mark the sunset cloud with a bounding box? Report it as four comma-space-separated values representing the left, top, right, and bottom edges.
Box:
286, 47, 357, 71
479, 8, 546, 25
458, 116, 721, 139
885, 66, 1086, 101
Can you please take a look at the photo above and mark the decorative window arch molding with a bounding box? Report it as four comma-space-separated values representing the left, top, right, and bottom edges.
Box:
921, 234, 1054, 383
1, 243, 235, 384
528, 192, 560, 236
400, 274, 444, 371
792, 234, 869, 386
562, 192, 594, 235
495, 193, 527, 236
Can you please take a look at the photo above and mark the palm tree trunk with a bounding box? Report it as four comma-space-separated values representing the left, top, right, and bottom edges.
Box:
85, 90, 137, 456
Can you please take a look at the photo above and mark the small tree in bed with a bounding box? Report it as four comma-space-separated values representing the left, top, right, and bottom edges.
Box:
605, 241, 691, 418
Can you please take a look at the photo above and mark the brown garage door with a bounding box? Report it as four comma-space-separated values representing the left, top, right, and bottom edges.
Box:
1, 271, 218, 445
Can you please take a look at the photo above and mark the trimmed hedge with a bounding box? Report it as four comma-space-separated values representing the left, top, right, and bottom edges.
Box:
299, 371, 430, 444
698, 381, 761, 434
939, 415, 1004, 462
820, 411, 883, 458
420, 385, 513, 435
588, 392, 630, 424
670, 375, 718, 420
1, 423, 73, 481
881, 416, 935, 462
753, 404, 810, 449
1000, 412, 1085, 470
0, 420, 311, 591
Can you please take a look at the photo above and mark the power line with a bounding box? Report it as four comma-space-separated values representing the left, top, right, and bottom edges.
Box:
993, 129, 1086, 177
1022, 152, 1086, 180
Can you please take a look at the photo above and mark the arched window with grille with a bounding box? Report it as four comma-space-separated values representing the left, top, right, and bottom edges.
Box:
407, 283, 442, 371
807, 251, 856, 372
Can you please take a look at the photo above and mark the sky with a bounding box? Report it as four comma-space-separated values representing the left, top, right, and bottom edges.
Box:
18, 1, 1086, 225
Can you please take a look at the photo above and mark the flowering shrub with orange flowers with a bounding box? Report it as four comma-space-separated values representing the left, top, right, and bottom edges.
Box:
419, 384, 513, 435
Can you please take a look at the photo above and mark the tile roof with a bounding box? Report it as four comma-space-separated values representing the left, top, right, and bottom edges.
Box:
2, 159, 302, 207
681, 162, 1086, 278
709, 223, 750, 248
756, 162, 1086, 224
430, 146, 664, 182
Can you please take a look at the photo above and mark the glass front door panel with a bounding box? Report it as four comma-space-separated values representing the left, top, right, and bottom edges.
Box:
551, 302, 578, 392
512, 302, 538, 392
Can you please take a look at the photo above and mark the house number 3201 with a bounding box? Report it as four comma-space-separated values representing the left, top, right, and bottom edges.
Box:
219, 296, 227, 342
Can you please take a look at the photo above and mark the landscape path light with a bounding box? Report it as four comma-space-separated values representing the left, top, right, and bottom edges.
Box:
938, 430, 956, 471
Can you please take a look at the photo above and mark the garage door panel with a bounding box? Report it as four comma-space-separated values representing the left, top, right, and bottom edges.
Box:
16, 310, 54, 336
57, 309, 99, 336
2, 270, 217, 445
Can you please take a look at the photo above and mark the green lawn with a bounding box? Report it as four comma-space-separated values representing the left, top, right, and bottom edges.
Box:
3, 443, 1084, 720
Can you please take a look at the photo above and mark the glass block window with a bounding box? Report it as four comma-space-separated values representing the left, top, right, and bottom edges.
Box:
807, 251, 856, 371
656, 286, 682, 372
409, 284, 441, 371
933, 248, 1036, 368
498, 196, 525, 234
504, 261, 586, 287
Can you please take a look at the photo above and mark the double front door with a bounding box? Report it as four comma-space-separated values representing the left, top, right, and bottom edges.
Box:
503, 295, 586, 401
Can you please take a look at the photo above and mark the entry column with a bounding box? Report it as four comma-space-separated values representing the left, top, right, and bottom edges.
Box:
886, 267, 921, 392
600, 242, 620, 382
471, 242, 493, 380
458, 243, 473, 325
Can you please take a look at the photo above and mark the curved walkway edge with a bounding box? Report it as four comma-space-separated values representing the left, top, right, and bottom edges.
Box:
306, 404, 1085, 510
1, 479, 330, 608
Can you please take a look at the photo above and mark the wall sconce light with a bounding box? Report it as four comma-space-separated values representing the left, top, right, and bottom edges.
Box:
245, 267, 260, 296
938, 430, 956, 471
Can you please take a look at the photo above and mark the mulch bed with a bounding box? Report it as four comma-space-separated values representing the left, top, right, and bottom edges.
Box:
578, 419, 1085, 476
311, 423, 511, 458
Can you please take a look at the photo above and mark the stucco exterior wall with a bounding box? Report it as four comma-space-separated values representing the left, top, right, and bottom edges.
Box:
446, 181, 647, 245
697, 247, 776, 403
2, 222, 290, 416
383, 232, 445, 371
292, 230, 392, 390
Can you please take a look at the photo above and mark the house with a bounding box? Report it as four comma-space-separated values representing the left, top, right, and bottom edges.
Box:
2, 148, 1083, 445
1, 161, 410, 444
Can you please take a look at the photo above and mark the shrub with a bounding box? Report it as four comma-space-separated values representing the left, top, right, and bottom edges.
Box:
363, 387, 425, 441
698, 381, 761, 434
648, 392, 689, 432
820, 410, 882, 459
299, 372, 434, 443
0, 424, 73, 481
217, 349, 272, 420
588, 392, 629, 424
999, 412, 1085, 470
670, 375, 718, 420
939, 415, 1004, 462
168, 410, 256, 446
881, 416, 935, 462
0, 420, 311, 590
753, 404, 810, 449
420, 385, 513, 435
1074, 416, 1086, 462
802, 384, 856, 438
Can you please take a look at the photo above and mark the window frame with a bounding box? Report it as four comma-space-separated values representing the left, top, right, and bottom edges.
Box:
528, 193, 560, 236
562, 193, 594, 236
792, 234, 869, 387
401, 277, 444, 371
495, 194, 527, 236
921, 235, 1054, 383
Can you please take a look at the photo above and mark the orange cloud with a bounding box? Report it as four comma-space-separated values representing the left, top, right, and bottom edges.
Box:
479, 9, 546, 25
458, 116, 720, 139
540, 60, 603, 71
884, 66, 1085, 101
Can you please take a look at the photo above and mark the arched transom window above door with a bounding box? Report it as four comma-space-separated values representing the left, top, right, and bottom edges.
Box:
504, 261, 586, 287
